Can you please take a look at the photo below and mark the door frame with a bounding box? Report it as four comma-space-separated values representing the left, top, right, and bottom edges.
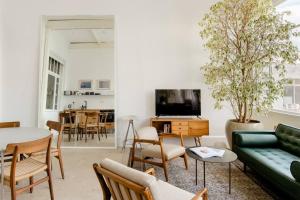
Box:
38, 15, 118, 149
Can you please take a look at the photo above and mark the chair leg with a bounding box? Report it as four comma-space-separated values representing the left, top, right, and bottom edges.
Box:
97, 128, 101, 141
85, 129, 87, 142
183, 153, 188, 170
47, 168, 54, 200
57, 152, 65, 179
29, 176, 34, 193
104, 127, 107, 139
130, 146, 136, 168
10, 181, 17, 200
162, 160, 168, 182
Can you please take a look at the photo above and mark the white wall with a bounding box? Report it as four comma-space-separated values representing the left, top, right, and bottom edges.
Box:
40, 30, 70, 126
61, 47, 114, 110
0, 1, 3, 119
0, 0, 254, 146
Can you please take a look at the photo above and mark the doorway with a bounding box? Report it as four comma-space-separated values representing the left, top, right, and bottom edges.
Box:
38, 16, 117, 148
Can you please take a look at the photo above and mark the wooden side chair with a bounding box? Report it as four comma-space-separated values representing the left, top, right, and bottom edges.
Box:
0, 121, 20, 128
79, 112, 100, 142
131, 127, 188, 181
32, 121, 65, 179
47, 120, 65, 179
3, 135, 54, 200
93, 158, 208, 200
99, 112, 108, 138
59, 112, 76, 141
0, 121, 21, 162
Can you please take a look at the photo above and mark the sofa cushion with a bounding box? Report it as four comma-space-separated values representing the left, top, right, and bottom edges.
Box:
234, 133, 278, 147
275, 124, 300, 157
142, 144, 186, 160
291, 160, 300, 182
239, 148, 299, 179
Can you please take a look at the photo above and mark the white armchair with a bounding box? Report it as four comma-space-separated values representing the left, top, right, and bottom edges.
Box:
93, 158, 208, 200
130, 127, 188, 181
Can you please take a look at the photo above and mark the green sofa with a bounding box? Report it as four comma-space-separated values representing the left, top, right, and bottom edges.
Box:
232, 124, 300, 200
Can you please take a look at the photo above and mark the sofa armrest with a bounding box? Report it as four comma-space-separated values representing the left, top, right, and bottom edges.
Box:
232, 131, 278, 149
291, 160, 300, 182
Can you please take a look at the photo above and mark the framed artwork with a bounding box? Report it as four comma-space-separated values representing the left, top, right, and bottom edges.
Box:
79, 80, 92, 90
96, 79, 111, 90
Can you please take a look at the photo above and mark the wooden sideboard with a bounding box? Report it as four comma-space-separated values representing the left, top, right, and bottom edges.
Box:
150, 117, 209, 137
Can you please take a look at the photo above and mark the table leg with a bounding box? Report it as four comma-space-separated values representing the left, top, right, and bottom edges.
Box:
195, 159, 198, 185
1, 151, 4, 200
203, 161, 206, 187
229, 162, 231, 194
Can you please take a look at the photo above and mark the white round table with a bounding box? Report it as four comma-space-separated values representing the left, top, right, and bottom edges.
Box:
0, 127, 50, 200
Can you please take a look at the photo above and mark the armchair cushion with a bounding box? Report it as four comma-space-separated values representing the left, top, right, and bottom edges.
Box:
142, 144, 185, 160
137, 126, 159, 141
100, 158, 156, 187
156, 180, 196, 200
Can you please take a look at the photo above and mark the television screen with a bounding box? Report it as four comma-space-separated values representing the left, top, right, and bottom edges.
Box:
155, 89, 201, 116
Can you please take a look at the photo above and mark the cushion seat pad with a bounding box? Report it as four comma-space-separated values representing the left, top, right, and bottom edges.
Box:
141, 144, 186, 160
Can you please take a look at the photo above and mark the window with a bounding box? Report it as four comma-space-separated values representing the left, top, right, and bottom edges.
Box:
273, 0, 300, 114
46, 57, 62, 110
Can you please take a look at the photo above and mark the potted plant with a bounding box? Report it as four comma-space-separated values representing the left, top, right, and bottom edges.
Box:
199, 0, 299, 148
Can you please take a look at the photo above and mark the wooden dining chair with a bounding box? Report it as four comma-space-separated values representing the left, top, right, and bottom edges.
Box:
99, 112, 108, 138
93, 158, 208, 200
0, 121, 21, 162
0, 121, 20, 128
131, 127, 188, 181
3, 135, 54, 200
47, 120, 65, 179
32, 121, 65, 179
79, 112, 100, 142
59, 112, 76, 141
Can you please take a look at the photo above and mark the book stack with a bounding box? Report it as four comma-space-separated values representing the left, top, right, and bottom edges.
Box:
163, 124, 171, 133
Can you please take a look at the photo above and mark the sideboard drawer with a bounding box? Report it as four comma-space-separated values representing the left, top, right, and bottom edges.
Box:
172, 121, 188, 126
172, 125, 188, 131
188, 121, 208, 129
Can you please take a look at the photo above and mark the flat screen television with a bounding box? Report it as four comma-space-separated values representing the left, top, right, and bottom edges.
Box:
155, 89, 201, 116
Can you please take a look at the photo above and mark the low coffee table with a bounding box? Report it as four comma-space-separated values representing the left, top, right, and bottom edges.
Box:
186, 147, 237, 194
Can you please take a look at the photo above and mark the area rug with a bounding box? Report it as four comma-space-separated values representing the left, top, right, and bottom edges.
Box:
132, 157, 276, 200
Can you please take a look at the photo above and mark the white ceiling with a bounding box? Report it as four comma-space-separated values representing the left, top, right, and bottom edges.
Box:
53, 29, 114, 44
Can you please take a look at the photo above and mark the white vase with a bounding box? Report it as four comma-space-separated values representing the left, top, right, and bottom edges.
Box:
225, 119, 263, 149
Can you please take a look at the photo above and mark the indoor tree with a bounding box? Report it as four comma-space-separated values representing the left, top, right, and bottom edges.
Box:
200, 0, 299, 123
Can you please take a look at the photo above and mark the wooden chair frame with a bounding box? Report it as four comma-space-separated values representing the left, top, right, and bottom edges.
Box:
0, 121, 21, 162
5, 135, 54, 200
130, 133, 188, 181
99, 112, 108, 138
78, 112, 100, 142
93, 164, 208, 200
59, 112, 76, 141
46, 120, 65, 179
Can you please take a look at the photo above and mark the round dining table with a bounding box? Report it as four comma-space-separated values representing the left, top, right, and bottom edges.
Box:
0, 127, 51, 200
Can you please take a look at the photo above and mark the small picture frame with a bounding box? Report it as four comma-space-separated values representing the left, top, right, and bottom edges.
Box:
79, 80, 93, 90
96, 79, 111, 90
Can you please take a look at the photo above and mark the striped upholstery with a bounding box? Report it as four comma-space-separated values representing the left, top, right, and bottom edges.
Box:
3, 158, 47, 181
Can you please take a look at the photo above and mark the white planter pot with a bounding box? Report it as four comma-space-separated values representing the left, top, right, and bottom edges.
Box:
225, 119, 263, 149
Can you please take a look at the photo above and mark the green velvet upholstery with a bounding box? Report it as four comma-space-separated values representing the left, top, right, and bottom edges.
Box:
233, 124, 300, 200
234, 133, 278, 147
276, 124, 300, 157
291, 160, 300, 182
